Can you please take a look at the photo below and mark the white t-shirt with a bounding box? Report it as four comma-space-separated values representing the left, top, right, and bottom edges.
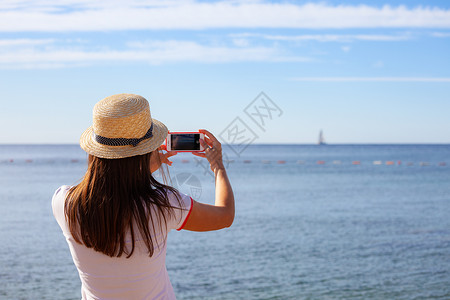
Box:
52, 185, 193, 300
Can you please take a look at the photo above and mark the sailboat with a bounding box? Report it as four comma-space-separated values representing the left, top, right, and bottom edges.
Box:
318, 130, 326, 145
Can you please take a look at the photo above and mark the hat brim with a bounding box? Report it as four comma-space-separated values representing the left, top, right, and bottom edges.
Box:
80, 118, 168, 159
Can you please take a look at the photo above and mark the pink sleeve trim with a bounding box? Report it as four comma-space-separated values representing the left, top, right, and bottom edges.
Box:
177, 197, 194, 231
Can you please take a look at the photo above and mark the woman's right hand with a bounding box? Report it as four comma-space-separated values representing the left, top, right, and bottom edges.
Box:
193, 129, 224, 174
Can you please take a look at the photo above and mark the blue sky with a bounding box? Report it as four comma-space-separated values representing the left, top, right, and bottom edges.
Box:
1, 0, 449, 144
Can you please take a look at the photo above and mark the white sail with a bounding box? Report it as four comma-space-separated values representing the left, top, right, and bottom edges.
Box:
318, 130, 326, 145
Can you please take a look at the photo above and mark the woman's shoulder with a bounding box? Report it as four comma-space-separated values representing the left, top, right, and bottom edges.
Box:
51, 185, 72, 217
162, 187, 192, 209
52, 185, 72, 200
54, 185, 71, 195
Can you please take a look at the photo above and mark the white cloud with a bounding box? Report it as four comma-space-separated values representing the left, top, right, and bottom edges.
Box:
230, 33, 413, 42
0, 0, 186, 11
0, 38, 55, 46
290, 77, 450, 82
341, 46, 351, 52
0, 39, 311, 69
431, 32, 450, 37
1, 2, 450, 32
349, 34, 412, 41
232, 38, 250, 47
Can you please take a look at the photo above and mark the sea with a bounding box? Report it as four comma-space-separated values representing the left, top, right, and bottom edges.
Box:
0, 144, 449, 300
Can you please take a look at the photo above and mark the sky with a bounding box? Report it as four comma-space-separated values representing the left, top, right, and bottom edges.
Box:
1, 0, 450, 144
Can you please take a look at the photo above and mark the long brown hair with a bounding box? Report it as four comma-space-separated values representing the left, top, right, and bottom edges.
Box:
64, 151, 181, 258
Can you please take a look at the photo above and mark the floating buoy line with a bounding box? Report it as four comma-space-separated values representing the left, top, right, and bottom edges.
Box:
1, 158, 447, 167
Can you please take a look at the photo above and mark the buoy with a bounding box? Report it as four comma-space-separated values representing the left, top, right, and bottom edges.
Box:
25, 159, 33, 163
243, 160, 251, 163
181, 159, 189, 163
9, 159, 14, 163
397, 161, 402, 165
386, 161, 395, 165
439, 162, 446, 166
352, 161, 361, 165
373, 161, 382, 165
277, 160, 286, 164
317, 160, 325, 165
70, 159, 79, 163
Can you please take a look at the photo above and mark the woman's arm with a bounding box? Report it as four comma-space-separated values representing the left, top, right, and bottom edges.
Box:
182, 129, 235, 231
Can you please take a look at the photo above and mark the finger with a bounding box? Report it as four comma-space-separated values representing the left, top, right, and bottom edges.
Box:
203, 137, 213, 147
163, 159, 173, 166
160, 154, 173, 165
200, 139, 210, 148
199, 129, 219, 145
164, 151, 178, 158
159, 145, 167, 151
201, 131, 221, 150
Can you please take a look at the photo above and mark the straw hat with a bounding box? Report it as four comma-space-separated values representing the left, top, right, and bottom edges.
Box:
80, 94, 168, 159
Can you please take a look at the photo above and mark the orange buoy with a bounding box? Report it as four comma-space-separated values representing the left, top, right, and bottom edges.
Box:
277, 160, 286, 164
352, 161, 361, 165
317, 160, 325, 165
386, 161, 395, 165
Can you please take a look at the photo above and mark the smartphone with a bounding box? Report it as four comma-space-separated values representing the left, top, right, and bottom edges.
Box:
166, 132, 205, 152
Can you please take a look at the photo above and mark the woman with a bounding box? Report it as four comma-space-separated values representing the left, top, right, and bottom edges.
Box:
52, 93, 234, 299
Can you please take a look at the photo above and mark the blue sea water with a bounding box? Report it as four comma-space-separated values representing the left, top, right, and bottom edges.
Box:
0, 144, 449, 299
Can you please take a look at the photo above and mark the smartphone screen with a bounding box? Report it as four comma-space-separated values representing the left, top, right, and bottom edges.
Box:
170, 133, 201, 151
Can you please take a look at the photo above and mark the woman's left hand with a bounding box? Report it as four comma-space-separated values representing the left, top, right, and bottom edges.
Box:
150, 145, 177, 173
